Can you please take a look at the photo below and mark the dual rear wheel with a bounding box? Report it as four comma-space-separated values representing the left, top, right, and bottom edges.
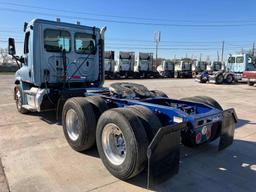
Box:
62, 97, 162, 180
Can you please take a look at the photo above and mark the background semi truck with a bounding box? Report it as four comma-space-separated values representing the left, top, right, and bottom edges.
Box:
157, 59, 175, 78
104, 51, 115, 79
207, 61, 223, 72
134, 52, 154, 78
192, 60, 208, 77
114, 51, 135, 78
8, 18, 237, 187
226, 53, 256, 80
174, 58, 193, 78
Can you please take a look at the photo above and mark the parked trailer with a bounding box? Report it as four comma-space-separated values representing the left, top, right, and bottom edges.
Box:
157, 59, 175, 78
242, 71, 256, 86
8, 19, 237, 187
114, 51, 135, 78
192, 60, 208, 77
226, 53, 256, 81
174, 58, 193, 78
104, 51, 115, 79
134, 52, 154, 78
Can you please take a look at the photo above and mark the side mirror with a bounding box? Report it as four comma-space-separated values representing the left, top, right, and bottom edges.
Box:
8, 38, 16, 56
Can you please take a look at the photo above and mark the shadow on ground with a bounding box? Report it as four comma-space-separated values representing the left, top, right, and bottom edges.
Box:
24, 111, 256, 191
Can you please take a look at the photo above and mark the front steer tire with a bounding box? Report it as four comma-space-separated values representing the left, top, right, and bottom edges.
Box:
96, 108, 148, 180
15, 86, 29, 114
62, 97, 96, 152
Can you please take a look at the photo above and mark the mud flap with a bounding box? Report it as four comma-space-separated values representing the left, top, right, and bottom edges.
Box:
218, 108, 237, 151
147, 122, 187, 188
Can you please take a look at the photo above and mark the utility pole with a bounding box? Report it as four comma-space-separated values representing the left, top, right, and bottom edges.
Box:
221, 41, 225, 63
154, 31, 161, 66
252, 42, 255, 57
217, 51, 220, 62
199, 53, 202, 61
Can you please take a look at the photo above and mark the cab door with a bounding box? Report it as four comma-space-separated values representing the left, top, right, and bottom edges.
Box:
20, 31, 33, 83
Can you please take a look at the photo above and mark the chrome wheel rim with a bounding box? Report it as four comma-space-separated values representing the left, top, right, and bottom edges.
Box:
102, 123, 126, 165
66, 109, 80, 141
16, 89, 22, 110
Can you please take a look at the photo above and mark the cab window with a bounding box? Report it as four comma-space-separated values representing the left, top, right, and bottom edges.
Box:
44, 29, 71, 52
228, 57, 235, 63
24, 32, 30, 54
75, 33, 96, 54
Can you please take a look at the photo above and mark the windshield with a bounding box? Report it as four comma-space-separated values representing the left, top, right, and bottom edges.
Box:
75, 33, 96, 54
140, 60, 149, 64
228, 57, 235, 64
44, 29, 71, 52
236, 56, 244, 63
121, 59, 130, 64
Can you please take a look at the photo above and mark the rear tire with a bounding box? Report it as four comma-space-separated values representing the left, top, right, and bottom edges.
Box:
215, 74, 224, 84
127, 105, 162, 141
96, 108, 148, 180
84, 96, 108, 120
180, 96, 223, 146
62, 97, 96, 152
181, 96, 223, 110
151, 90, 168, 98
248, 81, 254, 86
225, 74, 234, 84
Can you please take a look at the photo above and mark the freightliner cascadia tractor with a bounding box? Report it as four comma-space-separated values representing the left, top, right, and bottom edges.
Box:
104, 51, 115, 79
134, 52, 154, 78
174, 58, 193, 78
8, 18, 237, 187
114, 51, 135, 78
157, 59, 175, 78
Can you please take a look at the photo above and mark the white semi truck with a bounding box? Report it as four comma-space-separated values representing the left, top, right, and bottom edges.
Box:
207, 61, 223, 72
192, 60, 208, 77
157, 59, 175, 78
134, 52, 154, 78
104, 51, 115, 79
174, 58, 193, 78
114, 51, 135, 78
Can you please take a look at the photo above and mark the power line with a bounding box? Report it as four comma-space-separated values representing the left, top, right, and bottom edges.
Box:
2, 2, 256, 25
1, 7, 256, 28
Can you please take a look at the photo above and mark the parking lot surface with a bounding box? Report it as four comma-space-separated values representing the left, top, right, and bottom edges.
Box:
0, 74, 255, 192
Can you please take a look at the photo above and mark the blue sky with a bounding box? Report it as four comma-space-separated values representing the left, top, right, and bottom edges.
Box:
0, 0, 256, 60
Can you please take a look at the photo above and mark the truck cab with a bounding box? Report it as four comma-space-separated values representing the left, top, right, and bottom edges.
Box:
174, 58, 193, 78
208, 61, 223, 72
192, 60, 207, 77
157, 59, 175, 78
134, 52, 154, 78
226, 54, 256, 80
114, 51, 135, 78
104, 51, 115, 79
8, 19, 105, 112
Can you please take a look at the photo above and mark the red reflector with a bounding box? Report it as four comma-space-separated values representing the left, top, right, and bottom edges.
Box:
71, 76, 81, 79
206, 128, 211, 140
196, 133, 202, 144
